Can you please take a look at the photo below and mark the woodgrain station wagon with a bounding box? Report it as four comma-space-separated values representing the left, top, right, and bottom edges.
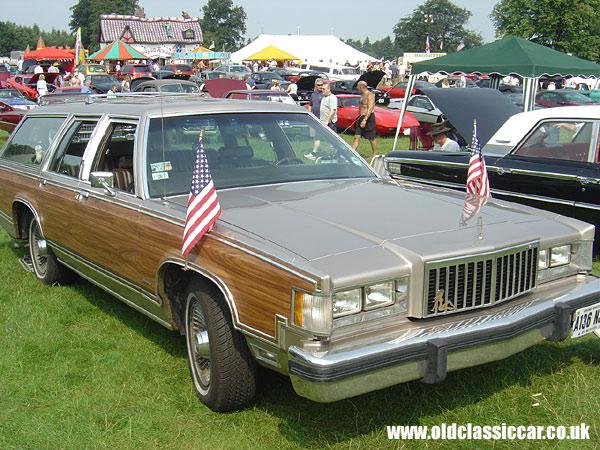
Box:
1, 95, 599, 411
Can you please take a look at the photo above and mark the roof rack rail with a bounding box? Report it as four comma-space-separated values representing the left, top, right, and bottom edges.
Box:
38, 91, 209, 106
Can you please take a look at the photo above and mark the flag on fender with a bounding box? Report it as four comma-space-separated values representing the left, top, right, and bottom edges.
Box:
182, 132, 221, 257
466, 120, 490, 198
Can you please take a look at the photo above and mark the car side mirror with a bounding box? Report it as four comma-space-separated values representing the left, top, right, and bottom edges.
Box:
90, 171, 115, 196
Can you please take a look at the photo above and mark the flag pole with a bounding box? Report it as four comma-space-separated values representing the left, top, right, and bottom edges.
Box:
183, 128, 203, 271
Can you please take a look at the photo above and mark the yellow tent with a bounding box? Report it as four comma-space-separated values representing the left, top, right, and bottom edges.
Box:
191, 45, 213, 53
244, 45, 298, 61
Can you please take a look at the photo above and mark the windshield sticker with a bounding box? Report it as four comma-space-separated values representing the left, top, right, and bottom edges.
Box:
351, 157, 361, 165
150, 161, 172, 173
152, 172, 169, 181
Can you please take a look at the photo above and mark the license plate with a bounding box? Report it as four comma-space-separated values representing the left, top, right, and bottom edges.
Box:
571, 303, 600, 338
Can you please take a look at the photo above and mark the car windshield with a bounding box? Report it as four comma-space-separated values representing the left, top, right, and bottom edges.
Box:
562, 92, 595, 103
90, 75, 117, 83
175, 65, 192, 72
145, 112, 373, 197
339, 97, 360, 107
133, 66, 150, 73
0, 89, 24, 99
341, 67, 358, 75
87, 65, 106, 73
161, 83, 199, 93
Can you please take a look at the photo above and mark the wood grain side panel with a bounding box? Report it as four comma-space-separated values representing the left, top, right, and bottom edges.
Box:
137, 212, 316, 340
69, 193, 140, 285
0, 167, 39, 235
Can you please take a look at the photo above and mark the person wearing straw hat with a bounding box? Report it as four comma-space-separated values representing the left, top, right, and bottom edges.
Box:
427, 122, 460, 152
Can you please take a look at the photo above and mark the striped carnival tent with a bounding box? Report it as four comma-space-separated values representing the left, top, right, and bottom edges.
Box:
87, 39, 149, 61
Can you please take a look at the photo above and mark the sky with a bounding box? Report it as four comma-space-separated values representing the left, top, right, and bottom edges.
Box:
4, 0, 498, 44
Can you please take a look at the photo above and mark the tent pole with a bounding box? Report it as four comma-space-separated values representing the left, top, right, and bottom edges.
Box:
489, 74, 501, 89
392, 74, 417, 151
522, 77, 538, 112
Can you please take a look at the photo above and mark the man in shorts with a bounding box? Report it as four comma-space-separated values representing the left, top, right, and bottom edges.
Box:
352, 80, 377, 160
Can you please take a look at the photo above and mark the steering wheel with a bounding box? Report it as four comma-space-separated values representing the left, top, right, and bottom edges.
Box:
276, 157, 304, 165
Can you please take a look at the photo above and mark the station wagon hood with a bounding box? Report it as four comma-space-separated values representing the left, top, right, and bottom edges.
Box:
167, 179, 583, 263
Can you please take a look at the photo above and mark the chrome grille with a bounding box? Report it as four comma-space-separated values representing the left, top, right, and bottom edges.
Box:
424, 242, 538, 317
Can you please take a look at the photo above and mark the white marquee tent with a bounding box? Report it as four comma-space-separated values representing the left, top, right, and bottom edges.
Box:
231, 34, 376, 65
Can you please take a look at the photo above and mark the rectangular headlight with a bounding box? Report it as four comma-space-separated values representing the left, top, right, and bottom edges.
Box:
332, 289, 361, 318
550, 245, 571, 267
538, 249, 549, 270
365, 282, 394, 310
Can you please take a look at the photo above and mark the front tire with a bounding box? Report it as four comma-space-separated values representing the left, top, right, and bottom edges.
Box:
185, 278, 257, 412
28, 219, 71, 285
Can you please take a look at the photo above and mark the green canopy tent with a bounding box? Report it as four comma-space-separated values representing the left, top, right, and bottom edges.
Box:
392, 36, 600, 149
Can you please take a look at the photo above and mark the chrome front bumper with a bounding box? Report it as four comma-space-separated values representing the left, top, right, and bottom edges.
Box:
287, 274, 600, 403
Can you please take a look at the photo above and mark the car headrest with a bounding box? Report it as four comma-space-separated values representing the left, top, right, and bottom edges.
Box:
218, 146, 253, 160
119, 155, 133, 169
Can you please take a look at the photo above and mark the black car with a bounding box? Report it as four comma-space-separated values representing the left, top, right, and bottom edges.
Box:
329, 70, 390, 105
86, 74, 121, 93
385, 89, 600, 243
294, 75, 322, 104
250, 72, 283, 89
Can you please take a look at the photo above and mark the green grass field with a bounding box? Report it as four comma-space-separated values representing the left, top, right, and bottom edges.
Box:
0, 129, 598, 449
0, 236, 599, 449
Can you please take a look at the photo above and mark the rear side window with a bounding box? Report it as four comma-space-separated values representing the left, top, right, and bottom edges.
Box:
1, 117, 65, 165
49, 120, 98, 177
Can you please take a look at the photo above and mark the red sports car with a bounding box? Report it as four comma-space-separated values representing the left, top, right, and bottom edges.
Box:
5, 73, 61, 100
378, 80, 437, 99
335, 94, 419, 136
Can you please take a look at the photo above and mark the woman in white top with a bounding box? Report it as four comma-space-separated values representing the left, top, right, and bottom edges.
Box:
36, 74, 48, 100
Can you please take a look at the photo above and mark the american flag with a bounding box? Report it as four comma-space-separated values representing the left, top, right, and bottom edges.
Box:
466, 120, 490, 198
425, 36, 431, 53
182, 134, 221, 257
460, 193, 488, 226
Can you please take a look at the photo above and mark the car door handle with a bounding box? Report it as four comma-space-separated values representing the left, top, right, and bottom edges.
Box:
496, 167, 511, 175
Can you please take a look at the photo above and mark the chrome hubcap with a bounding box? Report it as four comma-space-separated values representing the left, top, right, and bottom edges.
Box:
30, 222, 47, 276
194, 330, 211, 359
36, 238, 48, 257
189, 299, 211, 389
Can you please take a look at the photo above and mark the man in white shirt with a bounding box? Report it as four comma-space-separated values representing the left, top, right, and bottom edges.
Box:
428, 122, 461, 152
319, 83, 337, 131
34, 61, 43, 74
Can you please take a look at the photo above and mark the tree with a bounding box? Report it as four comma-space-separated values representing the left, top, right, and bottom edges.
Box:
370, 36, 395, 60
69, 0, 138, 51
200, 0, 247, 51
0, 21, 73, 55
393, 0, 482, 53
491, 0, 600, 62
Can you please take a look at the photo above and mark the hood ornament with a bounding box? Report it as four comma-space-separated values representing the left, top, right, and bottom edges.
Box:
432, 289, 455, 313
